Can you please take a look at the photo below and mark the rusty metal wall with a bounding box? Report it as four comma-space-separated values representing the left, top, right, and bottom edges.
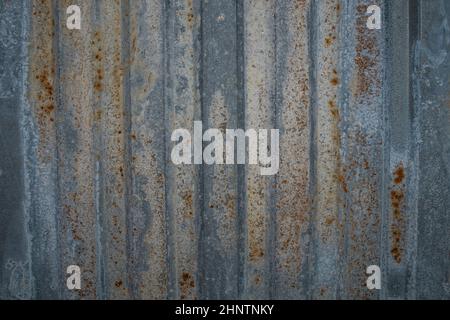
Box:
0, 0, 449, 300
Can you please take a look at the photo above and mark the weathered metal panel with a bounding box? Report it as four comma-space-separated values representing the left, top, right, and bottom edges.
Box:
0, 0, 449, 300
273, 0, 311, 300
414, 0, 450, 299
128, 0, 168, 300
383, 0, 416, 300
200, 0, 240, 299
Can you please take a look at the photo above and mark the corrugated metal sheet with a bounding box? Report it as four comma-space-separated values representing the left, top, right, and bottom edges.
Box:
0, 0, 449, 300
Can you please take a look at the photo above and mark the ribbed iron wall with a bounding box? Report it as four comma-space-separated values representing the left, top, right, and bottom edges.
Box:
0, 0, 449, 300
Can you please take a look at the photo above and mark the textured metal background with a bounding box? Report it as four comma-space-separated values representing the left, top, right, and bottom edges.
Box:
0, 0, 449, 300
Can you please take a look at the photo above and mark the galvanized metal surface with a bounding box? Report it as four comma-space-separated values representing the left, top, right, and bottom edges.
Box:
0, 0, 449, 300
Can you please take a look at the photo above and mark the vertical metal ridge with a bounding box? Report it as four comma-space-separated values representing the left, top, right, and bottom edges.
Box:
242, 0, 276, 299
120, 0, 133, 299
198, 0, 240, 300
95, 0, 130, 299
1, 0, 31, 300
20, 0, 34, 301
164, 0, 177, 300
164, 0, 202, 300
312, 0, 345, 300
382, 0, 419, 300
406, 0, 420, 300
92, 0, 106, 300
197, 0, 206, 300
128, 0, 169, 299
162, 0, 172, 300
307, 0, 319, 300
26, 0, 60, 299
340, 0, 385, 300
415, 0, 450, 300
272, 0, 312, 299
235, 0, 246, 300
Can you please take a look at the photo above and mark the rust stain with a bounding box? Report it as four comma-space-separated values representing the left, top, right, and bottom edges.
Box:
179, 272, 195, 299
344, 128, 381, 298
249, 247, 264, 261
330, 77, 339, 86
33, 48, 55, 121
185, 0, 196, 29
94, 81, 102, 92
391, 190, 404, 216
325, 216, 335, 226
328, 99, 340, 120
390, 163, 405, 263
29, 0, 57, 164
390, 226, 402, 263
93, 31, 104, 92
325, 32, 337, 48
338, 174, 348, 193
36, 70, 54, 97
94, 110, 102, 122
187, 12, 194, 24
393, 165, 405, 184
254, 275, 261, 285
273, 0, 311, 288
182, 192, 193, 217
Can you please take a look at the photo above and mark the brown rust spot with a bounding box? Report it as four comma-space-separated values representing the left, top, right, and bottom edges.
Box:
390, 164, 405, 263
115, 280, 123, 288
93, 31, 103, 94
94, 110, 102, 121
94, 79, 103, 92
95, 51, 103, 61
325, 216, 335, 226
94, 81, 102, 92
36, 70, 54, 97
391, 226, 402, 263
393, 165, 405, 184
179, 272, 195, 299
40, 103, 55, 115
46, 104, 54, 112
225, 194, 236, 214
249, 247, 264, 261
96, 69, 103, 80
179, 192, 194, 217
94, 68, 104, 92
187, 13, 194, 23
363, 160, 369, 170
328, 100, 340, 120
34, 68, 56, 128
186, 0, 195, 29
338, 174, 348, 193
391, 190, 404, 215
